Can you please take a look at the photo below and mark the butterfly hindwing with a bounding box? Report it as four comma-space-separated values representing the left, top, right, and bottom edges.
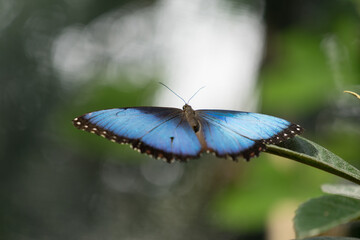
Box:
73, 107, 202, 162
197, 110, 303, 160
199, 117, 262, 160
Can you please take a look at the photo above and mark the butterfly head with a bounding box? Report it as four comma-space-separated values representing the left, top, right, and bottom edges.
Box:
182, 104, 195, 114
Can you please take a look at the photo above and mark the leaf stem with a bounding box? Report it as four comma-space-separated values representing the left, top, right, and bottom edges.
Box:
266, 144, 360, 185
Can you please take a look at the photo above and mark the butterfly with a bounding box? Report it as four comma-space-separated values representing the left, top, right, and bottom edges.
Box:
73, 100, 303, 162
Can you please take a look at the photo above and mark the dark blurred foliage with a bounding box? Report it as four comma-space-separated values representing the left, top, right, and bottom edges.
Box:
0, 0, 359, 239
265, 0, 359, 30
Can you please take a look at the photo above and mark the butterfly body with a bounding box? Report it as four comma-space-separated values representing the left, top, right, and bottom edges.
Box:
183, 104, 201, 133
73, 104, 303, 162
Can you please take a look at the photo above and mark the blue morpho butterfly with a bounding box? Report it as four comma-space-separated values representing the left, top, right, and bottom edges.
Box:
73, 84, 303, 162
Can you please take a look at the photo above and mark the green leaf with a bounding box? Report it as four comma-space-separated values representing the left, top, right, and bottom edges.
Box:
265, 136, 360, 185
294, 195, 360, 238
322, 184, 360, 200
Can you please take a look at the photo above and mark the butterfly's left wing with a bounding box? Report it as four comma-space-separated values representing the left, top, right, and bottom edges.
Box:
73, 107, 202, 162
197, 110, 303, 160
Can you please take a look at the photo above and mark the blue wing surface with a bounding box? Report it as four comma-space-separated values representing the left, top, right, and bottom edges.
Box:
197, 110, 303, 160
73, 107, 202, 161
199, 118, 257, 158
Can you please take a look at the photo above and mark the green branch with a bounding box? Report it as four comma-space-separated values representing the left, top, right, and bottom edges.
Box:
265, 136, 360, 185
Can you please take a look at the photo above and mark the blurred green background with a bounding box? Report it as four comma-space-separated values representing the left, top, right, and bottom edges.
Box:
1, 0, 359, 239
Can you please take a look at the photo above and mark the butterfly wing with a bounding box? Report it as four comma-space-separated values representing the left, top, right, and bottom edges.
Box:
73, 107, 202, 162
197, 110, 303, 160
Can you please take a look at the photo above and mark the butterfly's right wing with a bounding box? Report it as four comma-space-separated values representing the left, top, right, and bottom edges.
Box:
197, 110, 303, 160
73, 107, 202, 162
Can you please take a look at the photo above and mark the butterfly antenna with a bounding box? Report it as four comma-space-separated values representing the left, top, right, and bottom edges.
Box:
187, 86, 206, 104
159, 82, 186, 104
